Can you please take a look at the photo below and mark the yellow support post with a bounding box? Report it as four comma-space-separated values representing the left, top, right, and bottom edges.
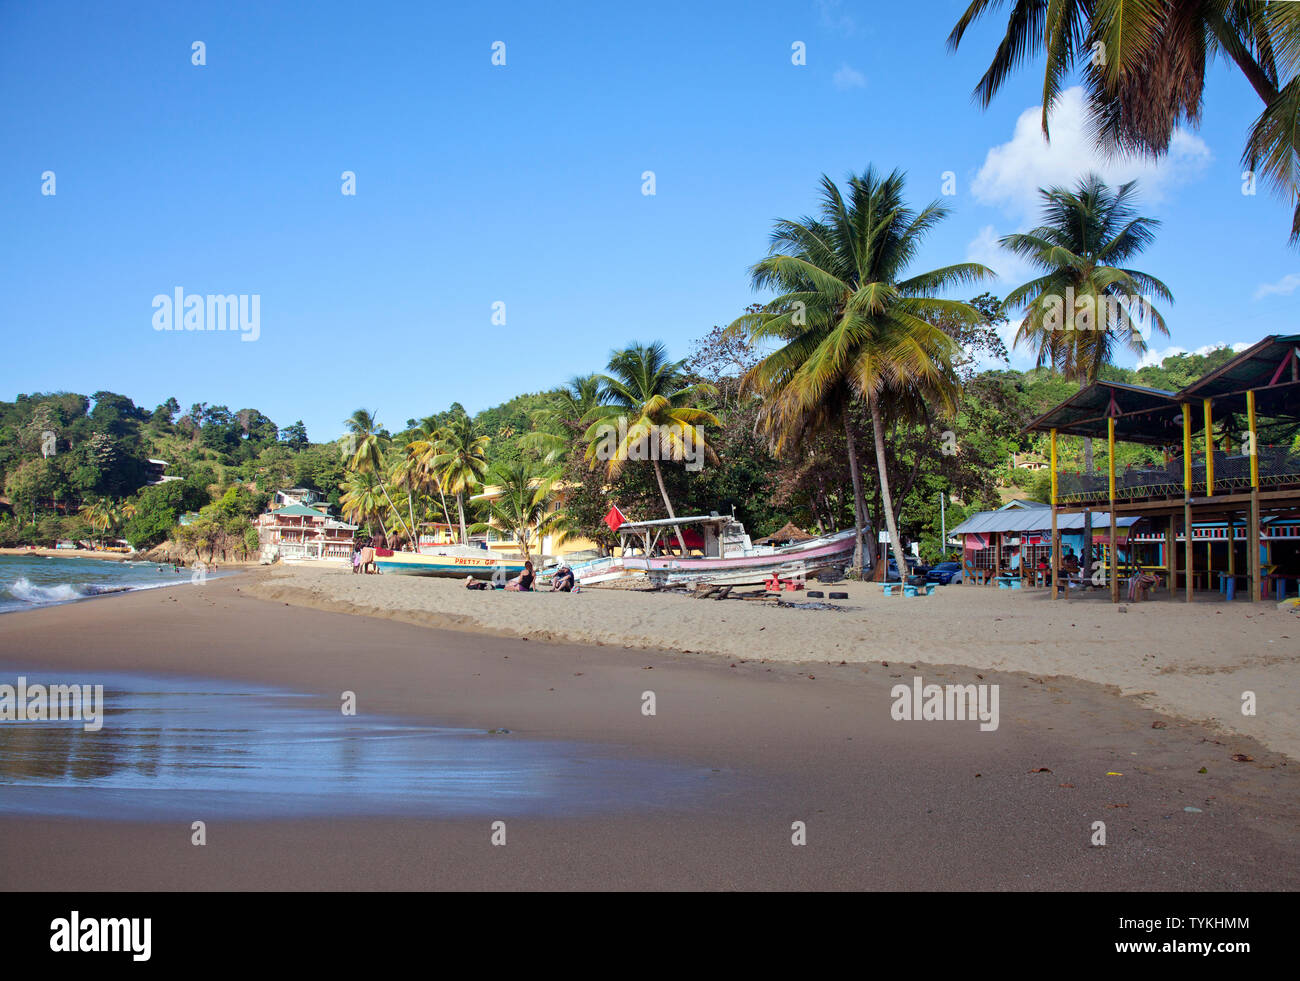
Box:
1247, 389, 1259, 488
1182, 404, 1192, 495
1204, 398, 1214, 495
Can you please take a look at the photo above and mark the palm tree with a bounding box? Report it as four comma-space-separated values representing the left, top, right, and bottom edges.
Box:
730, 168, 991, 580
78, 499, 116, 548
947, 0, 1300, 243
433, 413, 490, 545
520, 374, 603, 465
402, 427, 456, 533
1001, 175, 1172, 389
582, 343, 719, 553
340, 409, 415, 546
339, 471, 384, 537
1000, 173, 1173, 573
469, 462, 568, 565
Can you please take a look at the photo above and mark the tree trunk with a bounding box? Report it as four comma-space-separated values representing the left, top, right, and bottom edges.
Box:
456, 493, 468, 545
868, 391, 911, 592
651, 458, 688, 553
437, 484, 453, 532
844, 412, 869, 575
406, 486, 417, 550
376, 481, 415, 548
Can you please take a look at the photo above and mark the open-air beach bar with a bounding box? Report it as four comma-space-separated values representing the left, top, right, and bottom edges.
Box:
1023, 334, 1300, 603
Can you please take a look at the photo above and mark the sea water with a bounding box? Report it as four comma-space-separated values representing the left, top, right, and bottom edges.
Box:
0, 554, 222, 614
0, 668, 719, 819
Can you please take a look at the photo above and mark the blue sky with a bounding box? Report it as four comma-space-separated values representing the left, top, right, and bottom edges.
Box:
3, 0, 1297, 441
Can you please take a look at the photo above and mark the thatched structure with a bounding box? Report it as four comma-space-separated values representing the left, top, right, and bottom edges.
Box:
759, 521, 813, 545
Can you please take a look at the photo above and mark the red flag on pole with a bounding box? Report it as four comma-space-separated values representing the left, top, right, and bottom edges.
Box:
603, 505, 626, 532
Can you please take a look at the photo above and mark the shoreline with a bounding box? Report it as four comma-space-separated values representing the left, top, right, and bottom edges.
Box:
0, 546, 261, 567
0, 546, 135, 562
245, 563, 1300, 763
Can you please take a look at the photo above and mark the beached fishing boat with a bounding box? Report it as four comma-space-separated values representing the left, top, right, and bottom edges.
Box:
374, 544, 528, 579
563, 515, 856, 587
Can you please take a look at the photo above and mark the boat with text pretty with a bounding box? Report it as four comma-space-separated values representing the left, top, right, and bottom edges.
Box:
374, 542, 527, 579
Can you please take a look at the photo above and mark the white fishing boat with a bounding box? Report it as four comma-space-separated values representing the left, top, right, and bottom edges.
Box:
561, 514, 856, 587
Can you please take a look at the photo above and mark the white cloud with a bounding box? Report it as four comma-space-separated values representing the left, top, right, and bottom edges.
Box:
816, 0, 856, 34
971, 87, 1212, 222
1136, 341, 1250, 369
966, 224, 1032, 286
1254, 273, 1300, 299
832, 64, 866, 90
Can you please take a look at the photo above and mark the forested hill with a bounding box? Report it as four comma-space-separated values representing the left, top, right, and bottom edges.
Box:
0, 343, 1250, 554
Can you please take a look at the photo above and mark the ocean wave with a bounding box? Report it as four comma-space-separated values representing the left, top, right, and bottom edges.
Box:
5, 578, 130, 605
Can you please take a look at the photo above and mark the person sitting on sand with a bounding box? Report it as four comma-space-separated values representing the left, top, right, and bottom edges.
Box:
505, 561, 535, 592
551, 564, 575, 592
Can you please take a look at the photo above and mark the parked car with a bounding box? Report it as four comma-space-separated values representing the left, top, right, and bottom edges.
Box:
925, 561, 963, 585
885, 557, 929, 583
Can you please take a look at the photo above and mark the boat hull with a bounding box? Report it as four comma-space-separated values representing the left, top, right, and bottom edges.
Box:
375, 552, 528, 579
566, 530, 856, 586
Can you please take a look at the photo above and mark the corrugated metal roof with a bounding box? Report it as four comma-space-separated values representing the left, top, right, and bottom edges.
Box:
950, 508, 1140, 536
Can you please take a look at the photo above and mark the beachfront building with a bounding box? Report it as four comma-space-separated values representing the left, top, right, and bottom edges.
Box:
1024, 334, 1300, 603
949, 500, 1140, 583
255, 502, 357, 562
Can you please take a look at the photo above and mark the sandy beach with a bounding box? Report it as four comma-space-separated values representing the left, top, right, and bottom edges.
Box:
249, 564, 1300, 761
1, 570, 1297, 890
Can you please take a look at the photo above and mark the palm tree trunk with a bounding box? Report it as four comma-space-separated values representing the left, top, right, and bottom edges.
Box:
844, 412, 869, 575
406, 485, 417, 550
868, 392, 910, 592
651, 458, 688, 553
376, 481, 415, 547
456, 493, 468, 545
438, 484, 453, 532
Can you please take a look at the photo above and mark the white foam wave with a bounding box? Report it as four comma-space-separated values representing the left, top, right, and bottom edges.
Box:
7, 578, 89, 604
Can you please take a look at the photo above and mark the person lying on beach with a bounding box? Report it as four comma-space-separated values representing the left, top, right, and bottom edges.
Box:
505, 561, 535, 592
464, 576, 491, 590
551, 565, 575, 592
